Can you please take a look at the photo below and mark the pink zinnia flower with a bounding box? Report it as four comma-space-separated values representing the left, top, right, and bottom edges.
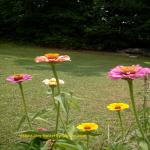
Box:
108, 65, 150, 80
35, 53, 71, 63
37, 127, 48, 132
6, 74, 32, 83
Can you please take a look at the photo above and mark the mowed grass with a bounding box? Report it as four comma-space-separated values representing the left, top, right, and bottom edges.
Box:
0, 42, 149, 149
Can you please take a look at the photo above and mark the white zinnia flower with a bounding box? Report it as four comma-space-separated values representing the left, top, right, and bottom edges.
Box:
42, 78, 64, 86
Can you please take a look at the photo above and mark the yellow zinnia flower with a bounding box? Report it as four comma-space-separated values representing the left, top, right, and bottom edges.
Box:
76, 123, 98, 131
107, 103, 129, 111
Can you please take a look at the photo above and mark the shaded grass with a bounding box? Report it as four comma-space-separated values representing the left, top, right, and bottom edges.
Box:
0, 42, 149, 149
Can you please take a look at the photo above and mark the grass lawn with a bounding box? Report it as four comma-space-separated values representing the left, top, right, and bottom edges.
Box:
0, 42, 149, 149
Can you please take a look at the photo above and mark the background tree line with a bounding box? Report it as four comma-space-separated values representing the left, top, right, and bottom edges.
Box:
0, 0, 150, 50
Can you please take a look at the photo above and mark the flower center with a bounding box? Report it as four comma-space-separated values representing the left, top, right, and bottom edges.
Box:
120, 66, 136, 74
84, 126, 91, 130
13, 74, 24, 81
49, 81, 57, 85
45, 53, 60, 59
115, 105, 121, 110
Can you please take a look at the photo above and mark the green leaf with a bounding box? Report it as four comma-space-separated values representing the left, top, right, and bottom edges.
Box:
67, 125, 76, 138
17, 115, 26, 131
144, 62, 150, 65
54, 139, 82, 150
69, 98, 80, 111
55, 94, 68, 114
31, 109, 50, 121
62, 93, 69, 114
35, 117, 51, 125
16, 130, 56, 140
61, 92, 81, 111
77, 131, 101, 136
11, 138, 45, 150
61, 91, 72, 96
41, 142, 49, 150
111, 143, 130, 150
62, 91, 82, 100
139, 140, 149, 150
30, 138, 44, 150
47, 91, 52, 95
11, 142, 29, 150
41, 140, 54, 150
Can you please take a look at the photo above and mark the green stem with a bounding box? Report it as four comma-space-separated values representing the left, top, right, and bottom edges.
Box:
66, 111, 69, 126
66, 95, 71, 126
59, 114, 71, 139
117, 111, 124, 142
51, 86, 56, 107
51, 86, 59, 134
51, 88, 70, 138
18, 83, 32, 129
87, 134, 89, 149
51, 87, 70, 138
56, 102, 60, 134
50, 63, 70, 138
50, 63, 61, 134
107, 124, 110, 147
127, 80, 149, 143
51, 63, 60, 94
143, 76, 148, 131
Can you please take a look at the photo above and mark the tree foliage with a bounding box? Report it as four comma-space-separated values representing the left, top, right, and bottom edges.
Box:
0, 0, 150, 50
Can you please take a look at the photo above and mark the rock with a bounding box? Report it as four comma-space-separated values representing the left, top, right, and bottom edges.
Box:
123, 48, 144, 54
129, 55, 138, 58
118, 48, 150, 57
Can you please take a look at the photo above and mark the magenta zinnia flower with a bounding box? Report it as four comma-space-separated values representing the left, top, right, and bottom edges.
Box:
6, 74, 32, 83
108, 65, 150, 80
35, 53, 71, 63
